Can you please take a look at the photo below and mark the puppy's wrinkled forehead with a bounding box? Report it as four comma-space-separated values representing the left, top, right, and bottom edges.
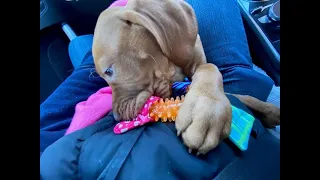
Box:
93, 7, 156, 76
93, 8, 126, 67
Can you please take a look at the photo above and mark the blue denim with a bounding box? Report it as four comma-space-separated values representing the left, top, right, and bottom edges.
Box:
68, 34, 94, 68
40, 0, 274, 154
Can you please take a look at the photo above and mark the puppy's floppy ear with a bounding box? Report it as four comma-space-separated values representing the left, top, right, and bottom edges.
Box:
121, 0, 198, 67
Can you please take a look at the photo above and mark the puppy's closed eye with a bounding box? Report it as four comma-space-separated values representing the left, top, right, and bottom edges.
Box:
104, 68, 113, 76
124, 20, 132, 26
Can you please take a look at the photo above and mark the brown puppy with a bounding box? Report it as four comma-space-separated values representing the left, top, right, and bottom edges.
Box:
93, 0, 280, 155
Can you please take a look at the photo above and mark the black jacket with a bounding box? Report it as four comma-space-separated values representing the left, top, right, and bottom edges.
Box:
40, 95, 279, 180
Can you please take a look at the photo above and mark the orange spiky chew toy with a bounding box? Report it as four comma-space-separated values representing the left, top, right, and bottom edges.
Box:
113, 84, 190, 134
149, 96, 185, 122
113, 95, 185, 134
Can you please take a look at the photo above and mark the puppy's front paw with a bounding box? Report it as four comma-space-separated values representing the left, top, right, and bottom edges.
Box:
175, 91, 232, 155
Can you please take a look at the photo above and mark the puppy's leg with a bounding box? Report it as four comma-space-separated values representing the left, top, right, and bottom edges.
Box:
231, 94, 280, 128
176, 63, 232, 155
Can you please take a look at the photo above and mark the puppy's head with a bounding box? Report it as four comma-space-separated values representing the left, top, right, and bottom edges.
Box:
93, 0, 198, 121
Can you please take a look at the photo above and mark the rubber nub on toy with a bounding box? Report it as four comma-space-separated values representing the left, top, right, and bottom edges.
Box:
149, 96, 185, 122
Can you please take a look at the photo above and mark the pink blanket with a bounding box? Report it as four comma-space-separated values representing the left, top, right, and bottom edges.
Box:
65, 87, 113, 135
65, 86, 161, 135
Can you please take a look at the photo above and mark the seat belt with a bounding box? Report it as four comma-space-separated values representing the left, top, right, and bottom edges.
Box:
214, 133, 280, 180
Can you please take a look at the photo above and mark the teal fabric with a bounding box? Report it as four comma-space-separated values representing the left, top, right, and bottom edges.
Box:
229, 105, 255, 151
